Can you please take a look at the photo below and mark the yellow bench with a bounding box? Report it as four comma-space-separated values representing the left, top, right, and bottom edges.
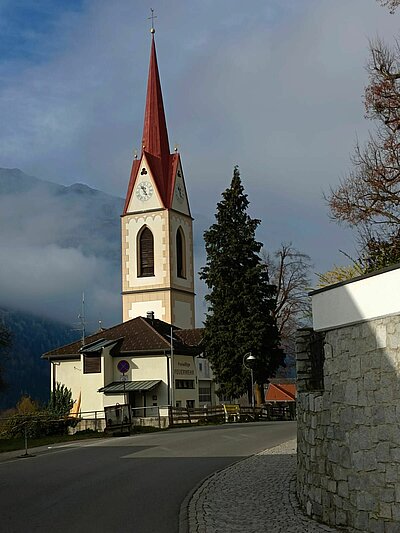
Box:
222, 404, 240, 423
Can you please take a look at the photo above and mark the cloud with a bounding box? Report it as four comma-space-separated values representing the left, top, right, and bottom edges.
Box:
0, 173, 122, 327
0, 0, 399, 326
0, 242, 120, 327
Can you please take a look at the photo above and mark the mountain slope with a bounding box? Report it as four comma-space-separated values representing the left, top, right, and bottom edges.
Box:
0, 307, 80, 410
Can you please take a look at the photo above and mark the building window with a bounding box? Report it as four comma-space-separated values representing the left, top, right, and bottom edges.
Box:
199, 385, 211, 403
83, 355, 101, 374
176, 227, 186, 278
138, 226, 154, 277
175, 379, 194, 389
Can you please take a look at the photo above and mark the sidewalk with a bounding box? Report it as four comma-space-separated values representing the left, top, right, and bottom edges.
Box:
181, 439, 341, 533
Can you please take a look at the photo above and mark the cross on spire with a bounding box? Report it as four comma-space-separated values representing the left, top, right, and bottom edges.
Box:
148, 8, 157, 34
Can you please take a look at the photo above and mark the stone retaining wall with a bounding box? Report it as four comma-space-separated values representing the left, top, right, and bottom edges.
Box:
296, 316, 400, 532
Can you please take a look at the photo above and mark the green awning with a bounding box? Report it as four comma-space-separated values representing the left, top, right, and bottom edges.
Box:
98, 380, 161, 393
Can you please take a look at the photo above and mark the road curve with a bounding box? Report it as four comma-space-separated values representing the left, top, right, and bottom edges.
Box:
1, 421, 296, 533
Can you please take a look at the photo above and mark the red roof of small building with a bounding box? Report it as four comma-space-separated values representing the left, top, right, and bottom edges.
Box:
265, 383, 296, 402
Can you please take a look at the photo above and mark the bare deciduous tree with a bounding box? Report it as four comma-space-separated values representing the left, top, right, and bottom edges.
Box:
378, 0, 400, 13
264, 243, 312, 355
327, 37, 400, 241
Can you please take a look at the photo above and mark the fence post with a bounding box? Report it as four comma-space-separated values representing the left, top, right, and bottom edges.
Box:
24, 422, 28, 456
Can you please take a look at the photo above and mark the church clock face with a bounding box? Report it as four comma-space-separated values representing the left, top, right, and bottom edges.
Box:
136, 181, 154, 202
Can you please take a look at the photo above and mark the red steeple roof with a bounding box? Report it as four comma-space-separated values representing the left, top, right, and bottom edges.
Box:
142, 36, 170, 172
123, 34, 179, 214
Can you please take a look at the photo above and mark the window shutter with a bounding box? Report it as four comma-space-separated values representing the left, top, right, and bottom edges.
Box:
84, 356, 101, 374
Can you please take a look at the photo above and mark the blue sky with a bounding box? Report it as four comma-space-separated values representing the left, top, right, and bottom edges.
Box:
0, 0, 399, 325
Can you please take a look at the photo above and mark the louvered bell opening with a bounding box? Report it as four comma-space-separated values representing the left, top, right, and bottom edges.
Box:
139, 227, 154, 277
176, 227, 186, 279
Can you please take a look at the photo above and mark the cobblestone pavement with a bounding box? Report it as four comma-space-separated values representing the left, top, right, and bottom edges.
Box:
182, 439, 341, 533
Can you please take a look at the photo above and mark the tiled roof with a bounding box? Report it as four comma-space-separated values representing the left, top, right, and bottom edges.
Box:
175, 328, 203, 347
42, 316, 203, 359
265, 383, 296, 402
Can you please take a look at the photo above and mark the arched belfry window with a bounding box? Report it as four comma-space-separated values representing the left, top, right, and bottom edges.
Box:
176, 227, 186, 279
138, 226, 154, 277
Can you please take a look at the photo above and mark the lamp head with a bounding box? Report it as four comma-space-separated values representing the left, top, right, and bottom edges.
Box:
244, 352, 256, 366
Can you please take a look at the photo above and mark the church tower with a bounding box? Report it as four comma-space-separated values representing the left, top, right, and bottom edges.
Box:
121, 31, 195, 329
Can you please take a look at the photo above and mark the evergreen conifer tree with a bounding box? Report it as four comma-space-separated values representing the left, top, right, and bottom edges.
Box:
200, 167, 283, 400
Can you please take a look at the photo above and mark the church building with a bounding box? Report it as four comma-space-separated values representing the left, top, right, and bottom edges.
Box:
42, 29, 215, 416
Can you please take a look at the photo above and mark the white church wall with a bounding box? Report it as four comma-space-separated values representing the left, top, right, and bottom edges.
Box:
124, 212, 167, 289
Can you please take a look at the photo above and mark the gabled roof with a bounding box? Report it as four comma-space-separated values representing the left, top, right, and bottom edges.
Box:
42, 316, 203, 360
265, 383, 297, 402
123, 37, 186, 214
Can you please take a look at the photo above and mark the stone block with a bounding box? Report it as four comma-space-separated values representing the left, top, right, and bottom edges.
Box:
369, 518, 385, 533
379, 502, 392, 519
376, 442, 391, 462
392, 503, 400, 521
371, 406, 387, 425
385, 523, 400, 533
327, 479, 337, 493
354, 510, 369, 531
352, 451, 364, 471
357, 390, 368, 407
385, 406, 397, 425
380, 486, 395, 503
345, 381, 358, 405
337, 480, 349, 498
348, 474, 362, 492
333, 465, 349, 481
364, 450, 378, 471
370, 472, 387, 489
336, 509, 347, 526
377, 424, 391, 442
385, 464, 398, 484
339, 406, 354, 429
357, 491, 376, 512
395, 483, 400, 503
364, 372, 378, 392
387, 331, 400, 350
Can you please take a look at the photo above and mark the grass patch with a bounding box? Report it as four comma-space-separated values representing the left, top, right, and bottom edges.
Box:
0, 430, 107, 454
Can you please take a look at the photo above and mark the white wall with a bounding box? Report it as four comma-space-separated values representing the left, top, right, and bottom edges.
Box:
312, 266, 400, 331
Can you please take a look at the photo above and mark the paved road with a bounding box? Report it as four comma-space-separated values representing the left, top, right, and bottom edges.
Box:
0, 421, 296, 533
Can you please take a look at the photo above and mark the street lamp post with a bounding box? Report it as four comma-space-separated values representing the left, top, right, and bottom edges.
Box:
243, 352, 256, 415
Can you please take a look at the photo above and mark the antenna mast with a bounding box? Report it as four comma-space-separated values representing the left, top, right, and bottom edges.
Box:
78, 292, 86, 346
